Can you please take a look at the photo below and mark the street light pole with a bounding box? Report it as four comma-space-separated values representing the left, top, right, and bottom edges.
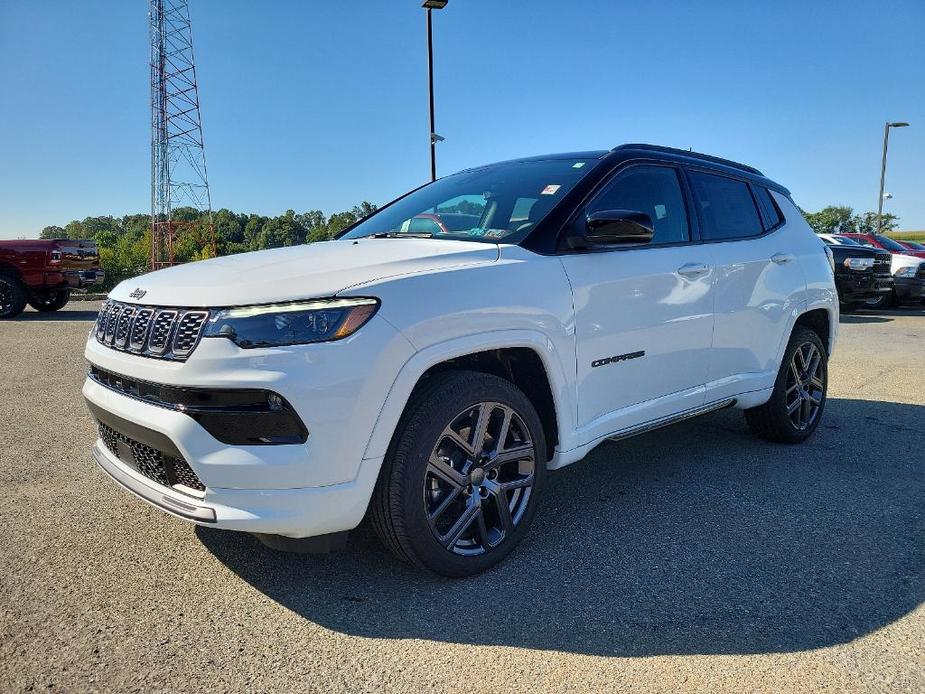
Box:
877, 121, 909, 234
423, 0, 447, 182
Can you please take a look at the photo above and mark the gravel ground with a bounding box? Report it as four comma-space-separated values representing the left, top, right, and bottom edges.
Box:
1, 302, 923, 693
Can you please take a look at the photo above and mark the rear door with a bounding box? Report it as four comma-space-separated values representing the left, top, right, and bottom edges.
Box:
559, 163, 715, 441
688, 169, 806, 400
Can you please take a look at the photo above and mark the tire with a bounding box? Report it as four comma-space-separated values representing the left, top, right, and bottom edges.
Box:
371, 370, 547, 577
28, 286, 70, 312
0, 268, 27, 319
865, 291, 894, 310
745, 326, 828, 444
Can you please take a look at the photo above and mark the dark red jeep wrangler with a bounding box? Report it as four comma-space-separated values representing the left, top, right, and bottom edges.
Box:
0, 239, 104, 318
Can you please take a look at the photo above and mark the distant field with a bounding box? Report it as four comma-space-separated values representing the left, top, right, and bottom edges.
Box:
887, 230, 925, 242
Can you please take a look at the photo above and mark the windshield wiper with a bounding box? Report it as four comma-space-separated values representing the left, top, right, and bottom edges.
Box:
365, 231, 434, 239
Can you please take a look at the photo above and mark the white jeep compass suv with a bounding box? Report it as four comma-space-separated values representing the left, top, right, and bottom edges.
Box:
84, 144, 838, 576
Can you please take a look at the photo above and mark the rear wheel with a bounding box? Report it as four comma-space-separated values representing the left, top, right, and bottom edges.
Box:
371, 370, 546, 577
28, 286, 70, 312
745, 326, 827, 443
0, 269, 27, 319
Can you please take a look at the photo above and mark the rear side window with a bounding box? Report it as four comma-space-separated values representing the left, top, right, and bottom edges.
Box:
689, 171, 763, 240
753, 186, 783, 229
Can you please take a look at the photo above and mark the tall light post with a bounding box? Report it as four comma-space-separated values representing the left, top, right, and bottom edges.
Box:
423, 0, 447, 182
877, 121, 909, 233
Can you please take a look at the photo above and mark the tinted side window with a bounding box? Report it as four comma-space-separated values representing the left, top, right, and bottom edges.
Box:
689, 171, 763, 240
753, 186, 783, 229
586, 165, 690, 245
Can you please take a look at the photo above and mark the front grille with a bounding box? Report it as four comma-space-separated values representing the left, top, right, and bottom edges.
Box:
95, 300, 210, 361
874, 253, 892, 274
918, 264, 925, 280
98, 421, 205, 494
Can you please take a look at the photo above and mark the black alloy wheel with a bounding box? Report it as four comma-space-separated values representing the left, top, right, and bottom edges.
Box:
371, 370, 546, 577
745, 326, 828, 443
424, 401, 536, 556
0, 270, 27, 319
28, 286, 71, 312
784, 341, 825, 431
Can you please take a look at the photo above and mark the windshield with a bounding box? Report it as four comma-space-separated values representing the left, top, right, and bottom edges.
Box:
340, 158, 598, 244
873, 234, 909, 252
833, 235, 860, 246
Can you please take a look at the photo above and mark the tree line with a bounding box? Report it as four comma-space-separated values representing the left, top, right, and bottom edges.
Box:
39, 203, 377, 289
800, 206, 899, 236
36, 202, 902, 290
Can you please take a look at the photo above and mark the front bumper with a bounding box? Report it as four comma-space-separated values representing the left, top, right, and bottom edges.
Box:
895, 276, 925, 302
83, 313, 415, 537
835, 272, 893, 303
92, 439, 382, 536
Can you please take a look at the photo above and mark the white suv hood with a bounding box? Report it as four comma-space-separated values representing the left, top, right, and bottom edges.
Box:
109, 238, 500, 307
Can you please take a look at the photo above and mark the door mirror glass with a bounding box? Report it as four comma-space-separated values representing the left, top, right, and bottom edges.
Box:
581, 209, 654, 246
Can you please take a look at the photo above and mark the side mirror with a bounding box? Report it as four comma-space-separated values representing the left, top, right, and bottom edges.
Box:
570, 209, 654, 249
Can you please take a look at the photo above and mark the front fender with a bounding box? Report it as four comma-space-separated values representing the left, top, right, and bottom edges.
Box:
361, 329, 578, 464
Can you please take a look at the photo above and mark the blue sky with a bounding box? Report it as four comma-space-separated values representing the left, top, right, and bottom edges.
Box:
0, 0, 922, 239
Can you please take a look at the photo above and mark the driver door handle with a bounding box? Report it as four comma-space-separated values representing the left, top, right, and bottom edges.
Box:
677, 262, 710, 279
771, 253, 795, 265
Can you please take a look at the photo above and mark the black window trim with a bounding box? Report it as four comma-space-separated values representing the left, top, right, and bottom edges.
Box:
682, 165, 784, 244
554, 158, 700, 254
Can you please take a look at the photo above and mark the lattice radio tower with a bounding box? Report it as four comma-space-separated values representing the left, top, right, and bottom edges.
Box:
149, 0, 216, 269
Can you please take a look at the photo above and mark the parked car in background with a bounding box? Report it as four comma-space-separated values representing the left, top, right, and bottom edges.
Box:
84, 144, 837, 576
818, 236, 893, 312
840, 233, 925, 260
0, 239, 104, 319
896, 239, 925, 253
821, 233, 925, 308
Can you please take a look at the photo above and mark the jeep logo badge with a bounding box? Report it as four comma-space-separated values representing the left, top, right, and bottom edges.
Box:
129, 288, 147, 300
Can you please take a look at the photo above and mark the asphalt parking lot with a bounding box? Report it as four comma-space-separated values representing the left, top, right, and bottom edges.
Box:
1, 302, 923, 693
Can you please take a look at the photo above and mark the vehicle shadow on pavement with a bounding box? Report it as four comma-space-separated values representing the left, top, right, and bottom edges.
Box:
198, 397, 925, 657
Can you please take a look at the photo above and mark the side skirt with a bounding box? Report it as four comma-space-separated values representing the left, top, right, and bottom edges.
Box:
605, 398, 737, 444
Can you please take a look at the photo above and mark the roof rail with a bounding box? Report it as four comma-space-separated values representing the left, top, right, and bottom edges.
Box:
612, 143, 763, 176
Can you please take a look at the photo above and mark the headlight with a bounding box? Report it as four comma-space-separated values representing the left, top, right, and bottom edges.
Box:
843, 257, 874, 271
895, 265, 918, 278
202, 298, 379, 348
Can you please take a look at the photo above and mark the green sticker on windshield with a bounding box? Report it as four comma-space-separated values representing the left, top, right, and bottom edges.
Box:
572, 162, 586, 168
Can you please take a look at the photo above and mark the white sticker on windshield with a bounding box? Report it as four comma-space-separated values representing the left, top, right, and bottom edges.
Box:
572, 162, 586, 168
654, 204, 667, 220
541, 184, 561, 195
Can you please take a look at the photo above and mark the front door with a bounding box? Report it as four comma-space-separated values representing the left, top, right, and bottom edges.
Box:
559, 163, 715, 443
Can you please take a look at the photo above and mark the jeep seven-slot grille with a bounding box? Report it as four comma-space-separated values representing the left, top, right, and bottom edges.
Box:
95, 301, 209, 361
98, 421, 205, 493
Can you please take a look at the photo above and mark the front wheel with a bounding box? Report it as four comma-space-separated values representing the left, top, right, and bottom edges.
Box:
28, 286, 70, 312
865, 291, 894, 310
371, 370, 546, 577
745, 326, 828, 443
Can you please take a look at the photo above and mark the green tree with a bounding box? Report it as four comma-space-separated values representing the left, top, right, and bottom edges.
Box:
802, 206, 856, 234
39, 225, 66, 239
855, 211, 899, 234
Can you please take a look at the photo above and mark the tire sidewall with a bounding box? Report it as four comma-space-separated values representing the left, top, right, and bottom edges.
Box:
389, 373, 547, 577
0, 271, 27, 319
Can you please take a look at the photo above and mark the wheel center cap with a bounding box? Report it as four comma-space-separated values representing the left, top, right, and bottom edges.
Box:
469, 467, 485, 486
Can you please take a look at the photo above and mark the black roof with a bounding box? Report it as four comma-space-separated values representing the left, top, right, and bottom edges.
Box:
612, 143, 763, 175
455, 144, 788, 195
